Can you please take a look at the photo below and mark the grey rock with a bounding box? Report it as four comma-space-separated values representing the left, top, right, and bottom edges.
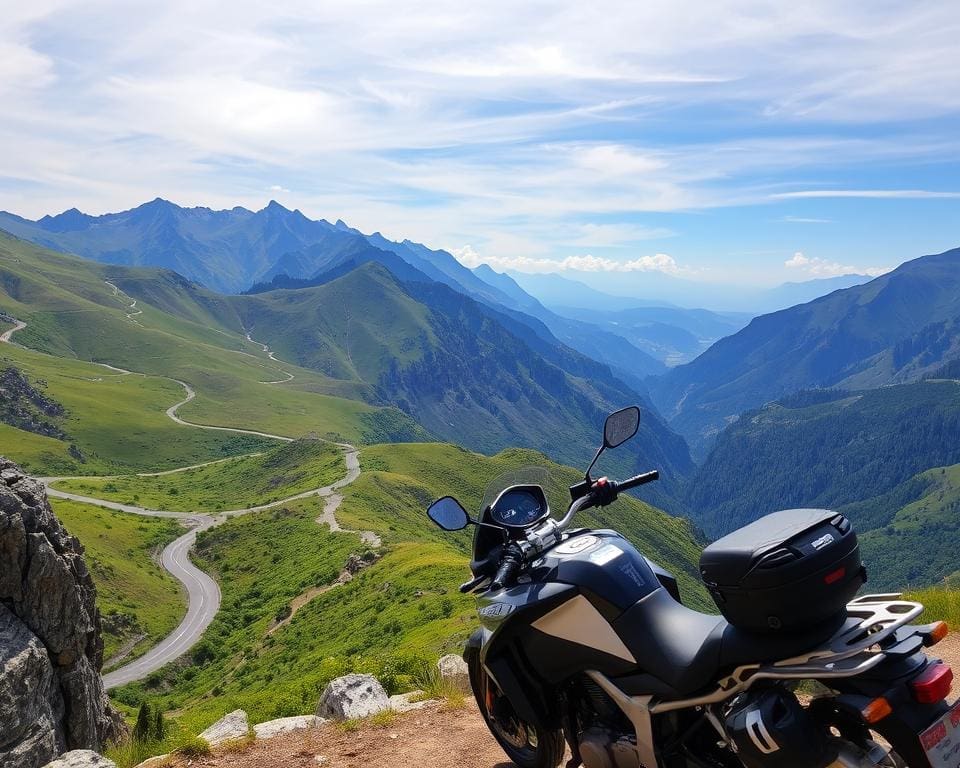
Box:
437, 654, 469, 686
132, 756, 170, 768
389, 691, 436, 713
0, 458, 125, 768
197, 709, 249, 745
253, 715, 325, 740
41, 750, 116, 768
317, 674, 390, 719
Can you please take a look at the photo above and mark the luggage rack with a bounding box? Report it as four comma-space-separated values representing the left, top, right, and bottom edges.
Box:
648, 594, 924, 714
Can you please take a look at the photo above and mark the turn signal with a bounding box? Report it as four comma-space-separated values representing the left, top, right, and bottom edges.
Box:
861, 697, 893, 724
911, 663, 954, 704
928, 621, 949, 646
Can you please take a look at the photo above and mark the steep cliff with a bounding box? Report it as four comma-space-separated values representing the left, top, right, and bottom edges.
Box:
0, 457, 125, 768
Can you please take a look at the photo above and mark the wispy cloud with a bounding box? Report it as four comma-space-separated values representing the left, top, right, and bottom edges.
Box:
785, 251, 890, 278
1, 0, 958, 282
781, 215, 832, 224
454, 245, 694, 276
774, 190, 960, 200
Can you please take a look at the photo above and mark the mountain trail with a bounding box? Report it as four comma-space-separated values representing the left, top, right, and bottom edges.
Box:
105, 280, 143, 324
0, 317, 26, 343
246, 329, 295, 383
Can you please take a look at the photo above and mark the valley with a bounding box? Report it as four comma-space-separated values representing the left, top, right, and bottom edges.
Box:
2, 208, 959, 766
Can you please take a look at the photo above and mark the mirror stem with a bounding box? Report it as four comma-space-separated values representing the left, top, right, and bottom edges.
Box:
584, 444, 604, 482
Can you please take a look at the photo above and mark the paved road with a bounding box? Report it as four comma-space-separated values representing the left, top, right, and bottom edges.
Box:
5, 312, 376, 686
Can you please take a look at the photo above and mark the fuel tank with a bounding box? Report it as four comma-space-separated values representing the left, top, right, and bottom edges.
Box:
531, 530, 661, 612
477, 531, 663, 684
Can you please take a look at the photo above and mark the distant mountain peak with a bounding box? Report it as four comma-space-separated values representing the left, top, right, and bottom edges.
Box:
37, 206, 95, 233
262, 199, 291, 213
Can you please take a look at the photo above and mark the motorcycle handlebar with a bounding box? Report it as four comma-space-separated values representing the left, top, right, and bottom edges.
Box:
617, 469, 660, 492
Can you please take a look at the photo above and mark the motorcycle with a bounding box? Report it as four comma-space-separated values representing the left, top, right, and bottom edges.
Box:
426, 405, 958, 768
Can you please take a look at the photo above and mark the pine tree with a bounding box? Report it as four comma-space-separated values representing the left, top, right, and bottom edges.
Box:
133, 702, 152, 742
152, 708, 166, 742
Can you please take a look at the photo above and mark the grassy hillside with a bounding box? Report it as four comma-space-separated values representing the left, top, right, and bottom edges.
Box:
1, 346, 271, 474
230, 263, 693, 505
53, 499, 185, 665
856, 463, 960, 589
685, 382, 960, 538
110, 442, 710, 734
54, 439, 345, 512
0, 233, 430, 456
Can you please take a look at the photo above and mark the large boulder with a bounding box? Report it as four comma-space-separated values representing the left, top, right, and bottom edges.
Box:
197, 709, 249, 745
316, 674, 390, 720
41, 751, 116, 768
0, 458, 125, 768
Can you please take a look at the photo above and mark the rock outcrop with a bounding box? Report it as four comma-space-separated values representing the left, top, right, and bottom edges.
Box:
0, 458, 125, 768
197, 709, 250, 745
253, 715, 325, 740
317, 674, 391, 720
41, 751, 116, 768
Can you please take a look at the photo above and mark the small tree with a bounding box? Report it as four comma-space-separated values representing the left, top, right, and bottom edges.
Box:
133, 702, 152, 742
152, 708, 166, 742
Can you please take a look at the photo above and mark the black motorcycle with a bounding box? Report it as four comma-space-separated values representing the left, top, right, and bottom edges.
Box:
426, 406, 958, 768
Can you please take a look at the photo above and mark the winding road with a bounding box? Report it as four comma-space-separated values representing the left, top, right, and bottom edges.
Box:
0, 318, 27, 343
3, 315, 377, 688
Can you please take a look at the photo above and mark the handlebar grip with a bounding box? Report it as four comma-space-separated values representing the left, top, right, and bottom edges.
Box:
617, 470, 659, 492
490, 557, 521, 591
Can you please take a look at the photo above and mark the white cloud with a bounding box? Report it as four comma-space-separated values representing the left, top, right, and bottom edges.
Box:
784, 251, 890, 278
774, 190, 960, 200
454, 245, 691, 275
1, 0, 959, 273
267, 184, 290, 193
781, 215, 832, 224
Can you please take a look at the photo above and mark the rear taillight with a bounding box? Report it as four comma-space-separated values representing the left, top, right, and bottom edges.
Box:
911, 663, 954, 704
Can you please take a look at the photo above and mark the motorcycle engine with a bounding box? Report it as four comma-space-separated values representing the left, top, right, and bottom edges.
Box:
577, 678, 642, 768
579, 727, 641, 768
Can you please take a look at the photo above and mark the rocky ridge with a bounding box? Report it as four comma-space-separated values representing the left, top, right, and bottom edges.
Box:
0, 457, 124, 768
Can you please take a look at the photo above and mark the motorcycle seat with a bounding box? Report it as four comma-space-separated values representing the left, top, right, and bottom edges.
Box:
613, 587, 849, 696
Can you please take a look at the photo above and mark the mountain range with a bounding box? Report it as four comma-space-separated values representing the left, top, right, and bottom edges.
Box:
649, 247, 960, 452
0, 231, 692, 505
4, 199, 959, 562
0, 200, 670, 385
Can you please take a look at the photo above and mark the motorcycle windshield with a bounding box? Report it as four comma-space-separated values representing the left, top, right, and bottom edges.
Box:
479, 465, 557, 518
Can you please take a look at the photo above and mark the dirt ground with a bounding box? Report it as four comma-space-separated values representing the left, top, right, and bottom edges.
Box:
167, 636, 960, 768
167, 702, 514, 768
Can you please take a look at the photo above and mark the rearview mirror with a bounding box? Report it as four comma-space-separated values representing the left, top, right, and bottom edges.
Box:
604, 406, 640, 449
427, 496, 471, 531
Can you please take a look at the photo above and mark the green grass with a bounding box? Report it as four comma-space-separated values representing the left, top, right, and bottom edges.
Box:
1, 346, 273, 474
52, 498, 186, 664
0, 422, 83, 475
859, 463, 960, 589
0, 233, 429, 449
910, 586, 960, 627
54, 439, 345, 512
110, 442, 710, 736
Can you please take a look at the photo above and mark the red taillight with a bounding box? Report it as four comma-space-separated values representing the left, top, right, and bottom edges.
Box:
824, 567, 846, 585
912, 663, 954, 704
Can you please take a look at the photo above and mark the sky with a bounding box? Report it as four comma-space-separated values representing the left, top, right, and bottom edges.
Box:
2, 1, 959, 286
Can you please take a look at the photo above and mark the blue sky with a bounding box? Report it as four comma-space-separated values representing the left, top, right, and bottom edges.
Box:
2, 1, 959, 286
